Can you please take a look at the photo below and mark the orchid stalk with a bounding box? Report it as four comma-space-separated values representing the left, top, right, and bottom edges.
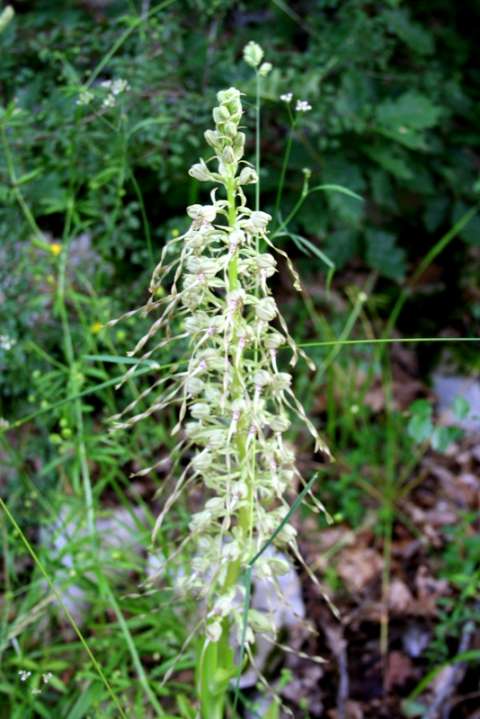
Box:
111, 83, 331, 718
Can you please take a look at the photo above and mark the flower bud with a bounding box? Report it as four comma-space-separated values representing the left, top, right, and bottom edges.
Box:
213, 105, 230, 124
187, 204, 217, 223
192, 450, 213, 472
253, 370, 272, 388
222, 146, 236, 165
248, 608, 275, 634
191, 403, 211, 420
204, 129, 221, 148
205, 621, 222, 643
269, 415, 290, 433
243, 41, 264, 69
223, 121, 238, 139
255, 253, 276, 276
217, 87, 241, 105
268, 556, 290, 576
264, 331, 285, 350
189, 159, 213, 182
237, 166, 258, 185
255, 297, 277, 322
186, 256, 220, 277
185, 377, 205, 395
271, 372, 292, 393
232, 132, 245, 159
258, 62, 272, 77
249, 211, 271, 232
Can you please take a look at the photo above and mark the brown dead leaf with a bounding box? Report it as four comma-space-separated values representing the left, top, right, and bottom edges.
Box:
388, 577, 414, 613
385, 651, 415, 690
328, 700, 364, 719
337, 548, 383, 593
414, 565, 450, 615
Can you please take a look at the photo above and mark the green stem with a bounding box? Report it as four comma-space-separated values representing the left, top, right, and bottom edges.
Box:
255, 72, 261, 213
274, 117, 296, 224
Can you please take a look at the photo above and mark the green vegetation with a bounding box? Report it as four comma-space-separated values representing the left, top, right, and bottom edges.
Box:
1, 2, 479, 717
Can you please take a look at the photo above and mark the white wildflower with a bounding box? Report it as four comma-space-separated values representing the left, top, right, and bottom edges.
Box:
0, 334, 16, 351
76, 89, 93, 106
296, 99, 312, 112
111, 78, 129, 95
280, 92, 293, 103
102, 94, 116, 109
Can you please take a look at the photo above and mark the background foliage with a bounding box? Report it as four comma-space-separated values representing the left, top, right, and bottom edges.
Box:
1, 1, 479, 717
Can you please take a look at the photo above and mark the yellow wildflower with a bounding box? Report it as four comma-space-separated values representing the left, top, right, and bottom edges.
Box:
50, 242, 62, 256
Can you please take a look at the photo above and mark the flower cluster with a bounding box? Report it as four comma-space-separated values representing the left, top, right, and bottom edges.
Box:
112, 87, 330, 652
243, 40, 272, 76
280, 93, 312, 113
76, 78, 130, 108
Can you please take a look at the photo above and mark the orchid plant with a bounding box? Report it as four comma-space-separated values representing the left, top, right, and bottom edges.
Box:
111, 56, 331, 718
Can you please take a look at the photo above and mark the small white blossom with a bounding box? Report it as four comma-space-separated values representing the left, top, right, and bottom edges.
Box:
18, 670, 31, 682
111, 78, 130, 96
296, 99, 312, 112
280, 92, 293, 103
102, 94, 116, 109
0, 334, 16, 351
76, 90, 93, 106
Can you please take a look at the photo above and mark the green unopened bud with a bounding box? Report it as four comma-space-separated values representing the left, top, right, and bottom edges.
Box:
258, 62, 272, 77
243, 41, 264, 69
217, 87, 241, 105
213, 105, 230, 124
248, 608, 274, 634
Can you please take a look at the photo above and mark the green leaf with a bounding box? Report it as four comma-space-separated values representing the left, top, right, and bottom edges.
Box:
453, 395, 470, 420
452, 202, 480, 245
431, 425, 462, 452
176, 694, 196, 719
423, 197, 449, 233
322, 158, 365, 227
376, 125, 428, 151
407, 400, 433, 443
376, 92, 442, 131
365, 230, 406, 280
362, 143, 413, 180
384, 8, 434, 55
325, 228, 359, 270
